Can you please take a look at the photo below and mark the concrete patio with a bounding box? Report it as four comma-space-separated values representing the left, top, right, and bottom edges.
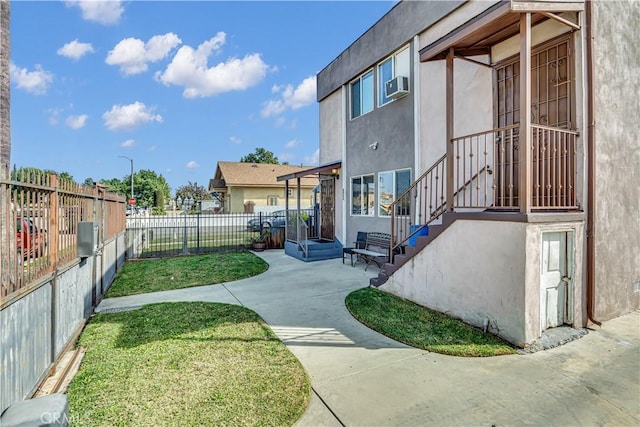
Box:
97, 250, 640, 426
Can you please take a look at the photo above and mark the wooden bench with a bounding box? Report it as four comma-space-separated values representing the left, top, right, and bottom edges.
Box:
351, 232, 391, 271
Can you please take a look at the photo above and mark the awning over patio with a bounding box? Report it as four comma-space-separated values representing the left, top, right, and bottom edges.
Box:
276, 161, 341, 182
419, 0, 583, 62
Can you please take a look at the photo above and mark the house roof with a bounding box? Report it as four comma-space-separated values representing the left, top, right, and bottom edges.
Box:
212, 162, 319, 189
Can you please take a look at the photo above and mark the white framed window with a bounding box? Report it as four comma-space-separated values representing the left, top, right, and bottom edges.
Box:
350, 70, 374, 119
378, 168, 411, 217
268, 196, 278, 206
351, 174, 375, 216
377, 45, 410, 107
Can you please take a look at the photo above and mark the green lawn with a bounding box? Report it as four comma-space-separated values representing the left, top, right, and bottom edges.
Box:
346, 287, 516, 357
106, 252, 268, 297
68, 302, 310, 426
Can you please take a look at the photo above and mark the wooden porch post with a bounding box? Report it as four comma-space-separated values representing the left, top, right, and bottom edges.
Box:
519, 13, 532, 213
445, 47, 454, 211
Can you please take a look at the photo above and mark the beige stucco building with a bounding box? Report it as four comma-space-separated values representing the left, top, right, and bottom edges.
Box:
208, 162, 318, 213
316, 0, 639, 346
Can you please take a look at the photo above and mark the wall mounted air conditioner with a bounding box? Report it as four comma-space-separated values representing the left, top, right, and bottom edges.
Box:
385, 76, 409, 99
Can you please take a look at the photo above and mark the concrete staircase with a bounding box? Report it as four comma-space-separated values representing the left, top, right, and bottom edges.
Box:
285, 239, 343, 262
370, 213, 456, 287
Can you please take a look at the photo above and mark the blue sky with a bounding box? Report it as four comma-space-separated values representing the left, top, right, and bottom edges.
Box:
10, 0, 396, 193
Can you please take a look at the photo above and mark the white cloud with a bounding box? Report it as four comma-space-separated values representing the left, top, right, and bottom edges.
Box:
66, 0, 124, 26
229, 136, 242, 144
102, 101, 163, 131
155, 32, 269, 98
121, 139, 135, 148
165, 168, 172, 173
285, 139, 299, 149
261, 76, 316, 118
274, 117, 286, 128
106, 33, 181, 75
149, 145, 157, 151
57, 40, 95, 60
186, 161, 199, 169
48, 107, 63, 125
65, 114, 88, 129
303, 149, 320, 166
10, 62, 53, 95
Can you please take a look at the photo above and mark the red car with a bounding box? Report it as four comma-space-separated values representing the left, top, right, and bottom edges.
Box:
17, 218, 46, 259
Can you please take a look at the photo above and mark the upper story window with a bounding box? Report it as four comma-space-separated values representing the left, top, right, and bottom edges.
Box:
378, 46, 410, 107
378, 168, 411, 217
268, 196, 278, 206
350, 70, 374, 119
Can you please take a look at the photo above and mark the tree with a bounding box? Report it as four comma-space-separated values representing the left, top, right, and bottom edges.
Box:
11, 166, 75, 184
175, 181, 211, 211
132, 169, 171, 209
240, 147, 283, 164
98, 170, 171, 209
98, 177, 124, 195
83, 177, 95, 187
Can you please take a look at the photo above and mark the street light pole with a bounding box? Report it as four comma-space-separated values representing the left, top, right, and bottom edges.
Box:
118, 155, 134, 202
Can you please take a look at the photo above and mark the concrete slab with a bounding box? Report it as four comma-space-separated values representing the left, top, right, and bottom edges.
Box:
94, 250, 640, 426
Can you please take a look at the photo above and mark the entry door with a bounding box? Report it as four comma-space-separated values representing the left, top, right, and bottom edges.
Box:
540, 231, 571, 330
319, 177, 335, 241
494, 35, 573, 207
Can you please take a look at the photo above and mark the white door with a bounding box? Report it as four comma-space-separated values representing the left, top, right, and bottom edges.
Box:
540, 232, 571, 330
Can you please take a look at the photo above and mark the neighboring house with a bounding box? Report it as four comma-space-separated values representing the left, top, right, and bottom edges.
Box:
208, 161, 318, 213
311, 0, 639, 346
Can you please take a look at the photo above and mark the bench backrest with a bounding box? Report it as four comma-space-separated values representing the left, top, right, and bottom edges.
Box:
365, 232, 391, 251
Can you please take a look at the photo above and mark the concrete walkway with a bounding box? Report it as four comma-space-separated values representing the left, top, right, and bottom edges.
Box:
97, 250, 640, 426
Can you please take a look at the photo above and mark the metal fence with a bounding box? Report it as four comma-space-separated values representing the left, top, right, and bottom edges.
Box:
0, 172, 126, 299
126, 210, 318, 258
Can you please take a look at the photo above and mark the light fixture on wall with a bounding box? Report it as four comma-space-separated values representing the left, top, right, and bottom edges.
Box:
331, 168, 340, 180
369, 141, 379, 150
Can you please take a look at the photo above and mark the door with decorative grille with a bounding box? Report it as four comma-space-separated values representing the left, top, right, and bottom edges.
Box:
493, 35, 574, 207
319, 177, 335, 241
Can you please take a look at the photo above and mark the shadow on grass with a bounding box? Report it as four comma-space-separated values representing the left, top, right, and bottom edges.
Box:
89, 302, 275, 349
71, 301, 310, 426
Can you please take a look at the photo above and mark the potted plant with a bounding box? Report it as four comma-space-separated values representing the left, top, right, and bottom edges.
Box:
248, 229, 271, 251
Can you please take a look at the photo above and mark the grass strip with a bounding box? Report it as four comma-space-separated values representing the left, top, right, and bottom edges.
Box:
68, 302, 310, 426
106, 252, 268, 297
346, 287, 516, 357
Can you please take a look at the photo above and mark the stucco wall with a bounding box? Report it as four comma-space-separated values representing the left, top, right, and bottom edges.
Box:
591, 0, 640, 319
319, 89, 346, 242
419, 56, 493, 173
228, 187, 314, 213
383, 220, 529, 344
382, 217, 587, 345
319, 90, 343, 165
344, 40, 416, 243
491, 13, 577, 63
317, 0, 464, 101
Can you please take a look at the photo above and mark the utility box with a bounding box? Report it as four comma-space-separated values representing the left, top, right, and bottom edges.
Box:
77, 221, 99, 257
